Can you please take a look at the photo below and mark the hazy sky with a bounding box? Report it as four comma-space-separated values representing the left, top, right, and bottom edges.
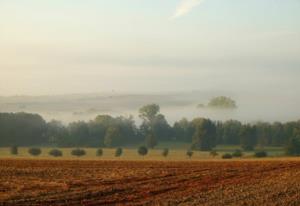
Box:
0, 0, 300, 96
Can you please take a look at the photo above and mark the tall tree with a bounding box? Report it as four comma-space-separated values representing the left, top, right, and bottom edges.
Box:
191, 118, 216, 151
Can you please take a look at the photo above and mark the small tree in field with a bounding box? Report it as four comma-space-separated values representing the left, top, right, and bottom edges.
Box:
162, 148, 169, 157
71, 148, 86, 157
222, 153, 232, 159
138, 146, 148, 157
28, 148, 42, 156
49, 149, 63, 157
232, 149, 243, 158
96, 148, 103, 157
210, 150, 218, 158
10, 145, 18, 155
186, 150, 193, 159
254, 151, 267, 158
115, 148, 123, 157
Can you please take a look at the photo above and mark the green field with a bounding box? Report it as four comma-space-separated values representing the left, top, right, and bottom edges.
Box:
0, 143, 286, 161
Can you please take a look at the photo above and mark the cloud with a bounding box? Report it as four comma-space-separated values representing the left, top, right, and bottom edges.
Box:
171, 0, 204, 19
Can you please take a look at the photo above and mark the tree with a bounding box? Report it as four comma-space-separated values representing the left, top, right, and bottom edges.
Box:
71, 148, 86, 157
240, 125, 257, 151
28, 148, 42, 156
186, 150, 193, 158
96, 148, 103, 156
104, 127, 122, 147
138, 146, 148, 156
191, 118, 216, 151
286, 136, 300, 156
68, 121, 90, 147
222, 120, 242, 145
207, 96, 237, 109
232, 149, 243, 157
139, 104, 160, 122
49, 149, 63, 157
162, 148, 169, 157
222, 153, 233, 159
115, 147, 123, 157
10, 145, 18, 155
173, 118, 193, 142
145, 133, 157, 149
210, 150, 218, 158
254, 151, 267, 158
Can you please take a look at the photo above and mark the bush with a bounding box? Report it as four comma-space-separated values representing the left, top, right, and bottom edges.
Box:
28, 148, 42, 156
254, 151, 267, 158
96, 148, 103, 157
49, 149, 63, 157
186, 150, 193, 158
138, 146, 148, 156
222, 153, 232, 159
162, 148, 169, 157
71, 148, 86, 157
115, 148, 123, 157
210, 150, 218, 157
232, 149, 243, 158
10, 145, 18, 155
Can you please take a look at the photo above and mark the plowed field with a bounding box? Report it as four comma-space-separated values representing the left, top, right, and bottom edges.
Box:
1, 159, 300, 206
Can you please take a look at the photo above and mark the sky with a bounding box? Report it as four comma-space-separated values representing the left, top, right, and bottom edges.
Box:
0, 0, 300, 96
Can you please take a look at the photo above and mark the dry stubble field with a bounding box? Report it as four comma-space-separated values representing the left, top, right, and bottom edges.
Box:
0, 159, 300, 206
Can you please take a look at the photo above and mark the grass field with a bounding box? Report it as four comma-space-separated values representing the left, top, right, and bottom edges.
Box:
0, 145, 285, 161
1, 159, 300, 205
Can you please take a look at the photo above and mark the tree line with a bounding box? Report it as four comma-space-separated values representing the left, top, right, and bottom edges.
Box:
0, 104, 300, 155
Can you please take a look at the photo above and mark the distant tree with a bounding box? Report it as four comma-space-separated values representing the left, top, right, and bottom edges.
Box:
286, 136, 300, 156
138, 146, 148, 156
71, 148, 86, 157
49, 149, 63, 157
232, 149, 243, 158
173, 118, 193, 142
104, 126, 122, 147
222, 120, 242, 145
145, 133, 157, 149
96, 148, 103, 157
10, 145, 18, 155
191, 118, 216, 151
210, 150, 218, 158
68, 121, 90, 147
115, 147, 123, 157
139, 104, 160, 122
207, 96, 237, 109
28, 148, 42, 156
240, 125, 257, 151
186, 150, 193, 158
162, 148, 169, 157
254, 151, 268, 158
222, 153, 232, 159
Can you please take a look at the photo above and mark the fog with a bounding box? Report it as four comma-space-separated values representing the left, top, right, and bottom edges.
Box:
1, 90, 300, 125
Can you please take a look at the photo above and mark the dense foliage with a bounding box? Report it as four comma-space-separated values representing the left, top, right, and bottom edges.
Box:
1, 105, 300, 155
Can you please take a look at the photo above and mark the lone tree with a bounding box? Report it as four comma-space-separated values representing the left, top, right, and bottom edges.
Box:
138, 146, 148, 157
207, 96, 237, 109
10, 145, 18, 155
232, 149, 243, 158
115, 147, 123, 157
286, 136, 300, 156
96, 148, 103, 157
49, 149, 63, 157
186, 150, 193, 158
210, 150, 218, 158
222, 153, 233, 159
254, 151, 268, 158
71, 148, 86, 157
191, 118, 216, 151
162, 148, 169, 157
28, 148, 42, 156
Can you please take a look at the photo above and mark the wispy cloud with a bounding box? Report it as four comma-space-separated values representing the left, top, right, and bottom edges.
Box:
171, 0, 204, 19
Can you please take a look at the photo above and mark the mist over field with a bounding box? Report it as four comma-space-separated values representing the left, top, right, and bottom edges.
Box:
1, 89, 299, 124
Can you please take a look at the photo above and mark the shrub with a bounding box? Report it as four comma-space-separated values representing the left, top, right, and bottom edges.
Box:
115, 148, 123, 157
255, 151, 267, 158
232, 149, 243, 158
186, 150, 193, 158
162, 148, 169, 157
96, 148, 103, 157
49, 149, 63, 157
222, 153, 233, 159
138, 146, 148, 156
71, 148, 86, 157
210, 150, 218, 158
28, 148, 42, 156
10, 145, 18, 155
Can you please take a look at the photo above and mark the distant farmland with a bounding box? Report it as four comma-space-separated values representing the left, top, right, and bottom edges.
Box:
1, 159, 300, 205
